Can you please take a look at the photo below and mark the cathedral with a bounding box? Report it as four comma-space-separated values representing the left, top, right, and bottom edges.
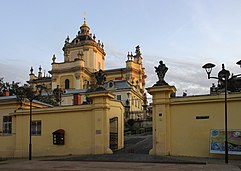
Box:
28, 18, 147, 120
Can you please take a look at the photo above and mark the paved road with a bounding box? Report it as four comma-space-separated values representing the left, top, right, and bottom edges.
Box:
115, 134, 152, 154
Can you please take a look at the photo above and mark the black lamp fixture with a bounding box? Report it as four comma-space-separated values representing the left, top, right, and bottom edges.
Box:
202, 63, 216, 79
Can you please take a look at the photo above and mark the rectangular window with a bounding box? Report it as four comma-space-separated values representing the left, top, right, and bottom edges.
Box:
196, 116, 209, 120
31, 120, 41, 136
98, 62, 101, 70
3, 116, 12, 135
117, 95, 121, 101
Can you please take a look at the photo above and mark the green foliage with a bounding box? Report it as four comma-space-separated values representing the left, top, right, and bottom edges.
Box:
0, 78, 61, 106
0, 78, 19, 96
36, 94, 58, 106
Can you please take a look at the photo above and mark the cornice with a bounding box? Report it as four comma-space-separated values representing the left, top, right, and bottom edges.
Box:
63, 40, 106, 56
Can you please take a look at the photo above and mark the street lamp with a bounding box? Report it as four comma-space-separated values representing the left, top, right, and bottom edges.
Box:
202, 61, 241, 164
15, 84, 44, 160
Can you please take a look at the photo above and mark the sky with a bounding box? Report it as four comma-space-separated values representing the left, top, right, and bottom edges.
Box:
1, 0, 241, 96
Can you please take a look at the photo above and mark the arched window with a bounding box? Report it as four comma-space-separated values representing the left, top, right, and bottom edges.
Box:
65, 79, 70, 89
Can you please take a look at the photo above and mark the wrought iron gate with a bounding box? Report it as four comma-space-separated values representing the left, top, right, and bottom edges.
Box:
110, 117, 118, 150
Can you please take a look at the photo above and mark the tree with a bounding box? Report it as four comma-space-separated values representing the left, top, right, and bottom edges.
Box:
0, 78, 19, 96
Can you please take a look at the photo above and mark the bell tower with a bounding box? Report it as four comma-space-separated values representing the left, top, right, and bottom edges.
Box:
49, 17, 106, 90
62, 18, 106, 72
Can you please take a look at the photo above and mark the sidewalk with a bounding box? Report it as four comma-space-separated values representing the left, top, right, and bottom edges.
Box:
0, 155, 240, 171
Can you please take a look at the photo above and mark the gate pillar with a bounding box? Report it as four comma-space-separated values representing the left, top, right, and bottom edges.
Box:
147, 85, 176, 156
88, 91, 115, 154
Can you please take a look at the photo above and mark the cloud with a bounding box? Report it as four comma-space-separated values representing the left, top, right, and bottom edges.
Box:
105, 44, 127, 69
0, 63, 28, 84
143, 55, 211, 96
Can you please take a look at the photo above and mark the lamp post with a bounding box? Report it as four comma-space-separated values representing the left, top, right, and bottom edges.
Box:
15, 84, 43, 160
202, 60, 241, 164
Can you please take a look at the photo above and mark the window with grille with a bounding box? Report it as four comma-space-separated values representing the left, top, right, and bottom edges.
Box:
3, 116, 12, 135
31, 120, 41, 136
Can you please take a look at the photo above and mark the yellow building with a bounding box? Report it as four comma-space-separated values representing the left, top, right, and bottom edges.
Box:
28, 18, 146, 112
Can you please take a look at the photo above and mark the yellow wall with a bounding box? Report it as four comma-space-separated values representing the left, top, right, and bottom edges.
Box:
148, 85, 241, 158
170, 94, 241, 158
0, 136, 16, 158
0, 92, 124, 158
14, 106, 93, 157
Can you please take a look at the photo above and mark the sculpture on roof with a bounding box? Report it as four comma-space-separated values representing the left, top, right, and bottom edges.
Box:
154, 60, 169, 86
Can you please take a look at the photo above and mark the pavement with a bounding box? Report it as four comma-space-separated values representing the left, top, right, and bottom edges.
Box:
0, 158, 240, 171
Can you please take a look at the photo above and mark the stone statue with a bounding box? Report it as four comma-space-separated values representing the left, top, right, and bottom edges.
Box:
53, 85, 63, 105
95, 70, 106, 91
154, 60, 169, 86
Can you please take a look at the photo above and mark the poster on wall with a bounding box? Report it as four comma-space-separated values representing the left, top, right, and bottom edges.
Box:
210, 129, 241, 155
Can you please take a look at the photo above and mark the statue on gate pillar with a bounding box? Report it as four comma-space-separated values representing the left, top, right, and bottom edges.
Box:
94, 69, 106, 91
154, 60, 169, 86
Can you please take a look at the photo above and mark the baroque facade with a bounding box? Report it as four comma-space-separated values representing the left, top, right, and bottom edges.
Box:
28, 18, 147, 118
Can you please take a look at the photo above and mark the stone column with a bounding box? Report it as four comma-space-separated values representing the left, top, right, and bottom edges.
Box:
88, 91, 115, 154
146, 85, 176, 156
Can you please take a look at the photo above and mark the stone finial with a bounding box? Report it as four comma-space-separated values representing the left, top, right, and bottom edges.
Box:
130, 52, 133, 60
135, 45, 141, 56
39, 65, 42, 72
101, 42, 104, 48
127, 52, 130, 60
30, 66, 34, 74
65, 35, 70, 43
93, 34, 96, 41
38, 65, 42, 78
52, 54, 56, 63
154, 60, 169, 86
